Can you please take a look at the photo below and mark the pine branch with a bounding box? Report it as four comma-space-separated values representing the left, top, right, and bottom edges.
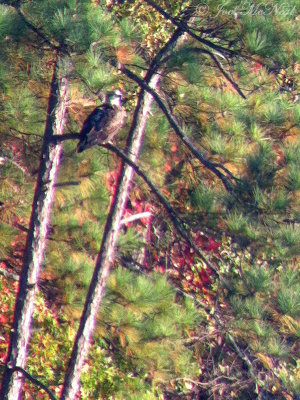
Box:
119, 256, 212, 312
15, 9, 53, 48
119, 65, 235, 191
103, 143, 218, 273
143, 0, 238, 57
1, 1, 69, 54
11, 5, 61, 52
187, 47, 246, 99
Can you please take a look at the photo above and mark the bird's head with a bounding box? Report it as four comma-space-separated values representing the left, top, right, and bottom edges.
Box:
107, 89, 124, 107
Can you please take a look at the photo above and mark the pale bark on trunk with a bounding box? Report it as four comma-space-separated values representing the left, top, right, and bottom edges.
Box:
60, 20, 194, 399
60, 73, 161, 400
0, 55, 70, 400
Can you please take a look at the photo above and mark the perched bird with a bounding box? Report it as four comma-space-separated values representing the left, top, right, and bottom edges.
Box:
77, 89, 126, 153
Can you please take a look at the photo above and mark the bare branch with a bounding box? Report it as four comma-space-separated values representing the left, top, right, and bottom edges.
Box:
120, 211, 152, 226
51, 133, 80, 143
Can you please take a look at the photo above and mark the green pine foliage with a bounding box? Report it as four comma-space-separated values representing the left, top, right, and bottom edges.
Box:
0, 269, 200, 399
93, 267, 201, 398
0, 0, 300, 399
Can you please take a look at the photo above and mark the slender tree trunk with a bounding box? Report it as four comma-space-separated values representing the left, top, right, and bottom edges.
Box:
60, 72, 161, 400
60, 17, 195, 397
0, 54, 70, 400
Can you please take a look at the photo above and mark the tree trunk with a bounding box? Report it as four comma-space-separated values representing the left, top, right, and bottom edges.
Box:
60, 72, 161, 400
60, 18, 195, 398
0, 54, 70, 400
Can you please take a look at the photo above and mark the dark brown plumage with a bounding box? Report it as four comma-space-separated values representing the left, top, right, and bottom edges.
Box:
77, 90, 126, 153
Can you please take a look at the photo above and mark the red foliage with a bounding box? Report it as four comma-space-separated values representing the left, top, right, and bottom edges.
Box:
195, 233, 220, 254
250, 61, 263, 72
0, 314, 8, 324
164, 160, 172, 172
149, 226, 219, 297
106, 150, 220, 299
170, 144, 178, 153
106, 170, 119, 195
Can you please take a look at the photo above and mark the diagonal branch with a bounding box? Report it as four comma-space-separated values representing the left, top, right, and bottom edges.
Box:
103, 144, 218, 272
188, 47, 246, 99
7, 366, 58, 400
3, 2, 61, 51
120, 65, 235, 191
